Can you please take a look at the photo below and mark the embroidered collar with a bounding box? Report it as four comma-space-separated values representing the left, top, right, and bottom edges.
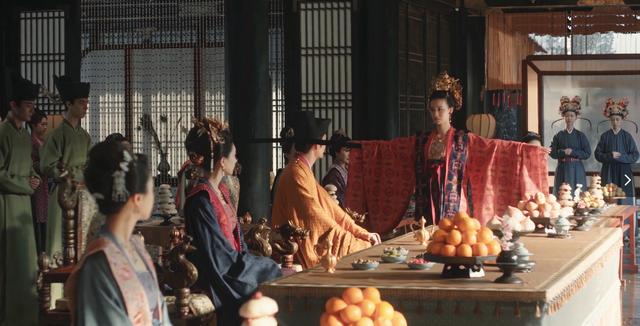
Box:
329, 161, 349, 186
564, 128, 574, 134
32, 135, 43, 146
613, 128, 621, 135
294, 152, 312, 169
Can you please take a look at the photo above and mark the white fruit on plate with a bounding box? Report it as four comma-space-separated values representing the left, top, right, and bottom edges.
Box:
517, 200, 528, 211
487, 215, 502, 230
507, 216, 522, 231
521, 216, 535, 232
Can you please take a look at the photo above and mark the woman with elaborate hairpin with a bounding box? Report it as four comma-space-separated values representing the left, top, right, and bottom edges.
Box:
346, 72, 550, 231
183, 117, 285, 326
549, 96, 591, 197
66, 141, 172, 325
595, 97, 639, 205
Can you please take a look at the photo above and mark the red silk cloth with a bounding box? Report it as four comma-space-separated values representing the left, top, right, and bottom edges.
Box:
346, 133, 549, 234
345, 137, 417, 234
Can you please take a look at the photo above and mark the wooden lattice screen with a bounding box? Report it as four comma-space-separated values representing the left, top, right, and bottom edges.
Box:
299, 1, 353, 180
20, 10, 66, 116
76, 0, 286, 183
398, 1, 452, 137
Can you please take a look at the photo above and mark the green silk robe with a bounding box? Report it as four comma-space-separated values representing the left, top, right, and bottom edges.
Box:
40, 118, 92, 303
0, 120, 39, 326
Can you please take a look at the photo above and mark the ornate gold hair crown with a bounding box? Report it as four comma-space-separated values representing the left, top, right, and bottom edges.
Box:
558, 95, 582, 117
603, 97, 629, 119
190, 116, 230, 172
429, 71, 463, 110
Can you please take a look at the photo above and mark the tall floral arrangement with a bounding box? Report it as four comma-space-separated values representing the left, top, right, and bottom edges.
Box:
499, 214, 513, 250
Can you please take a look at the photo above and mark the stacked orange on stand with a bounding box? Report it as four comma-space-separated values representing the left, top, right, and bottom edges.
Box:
321, 287, 408, 326
427, 212, 501, 257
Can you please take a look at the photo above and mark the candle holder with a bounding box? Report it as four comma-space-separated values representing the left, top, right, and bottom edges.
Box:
494, 250, 523, 284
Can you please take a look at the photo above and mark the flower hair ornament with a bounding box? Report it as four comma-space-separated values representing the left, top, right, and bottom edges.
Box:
597, 97, 638, 133
190, 116, 230, 173
91, 150, 134, 201
428, 71, 463, 110
551, 95, 592, 132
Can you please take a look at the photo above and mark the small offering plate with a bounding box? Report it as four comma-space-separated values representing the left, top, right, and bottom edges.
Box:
547, 232, 574, 239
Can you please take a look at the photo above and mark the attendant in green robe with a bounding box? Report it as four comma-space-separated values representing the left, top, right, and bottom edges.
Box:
40, 75, 91, 302
0, 72, 41, 326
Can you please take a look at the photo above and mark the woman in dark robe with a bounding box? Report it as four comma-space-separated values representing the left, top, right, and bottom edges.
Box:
66, 142, 172, 326
549, 96, 591, 197
183, 117, 286, 326
322, 130, 351, 208
29, 108, 49, 255
595, 97, 639, 206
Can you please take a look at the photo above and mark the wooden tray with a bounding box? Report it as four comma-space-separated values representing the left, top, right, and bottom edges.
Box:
419, 254, 497, 265
418, 253, 498, 278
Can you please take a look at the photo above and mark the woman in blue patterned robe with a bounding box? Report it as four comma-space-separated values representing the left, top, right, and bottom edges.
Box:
549, 96, 591, 197
595, 97, 639, 206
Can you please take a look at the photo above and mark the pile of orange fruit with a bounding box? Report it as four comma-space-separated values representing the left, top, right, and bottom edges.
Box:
321, 287, 407, 326
426, 212, 502, 257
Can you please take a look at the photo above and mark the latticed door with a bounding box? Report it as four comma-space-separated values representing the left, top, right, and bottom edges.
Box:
19, 10, 67, 116
398, 1, 452, 137
294, 0, 354, 180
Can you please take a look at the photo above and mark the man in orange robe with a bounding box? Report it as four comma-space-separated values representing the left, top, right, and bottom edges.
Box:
272, 112, 381, 269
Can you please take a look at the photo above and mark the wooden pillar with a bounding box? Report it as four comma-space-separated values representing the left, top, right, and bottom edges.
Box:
451, 1, 469, 131
354, 0, 399, 141
225, 0, 271, 222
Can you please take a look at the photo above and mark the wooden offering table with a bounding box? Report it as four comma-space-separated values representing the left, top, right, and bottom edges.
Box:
135, 217, 185, 248
596, 205, 638, 273
261, 228, 622, 326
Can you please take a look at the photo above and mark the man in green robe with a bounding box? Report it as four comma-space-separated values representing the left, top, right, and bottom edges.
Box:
40, 75, 91, 303
0, 72, 41, 326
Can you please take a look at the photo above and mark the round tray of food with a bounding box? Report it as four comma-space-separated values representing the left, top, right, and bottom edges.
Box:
406, 257, 436, 270
383, 246, 409, 256
350, 259, 379, 270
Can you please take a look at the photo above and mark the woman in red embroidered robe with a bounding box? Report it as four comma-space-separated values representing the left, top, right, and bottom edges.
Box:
29, 108, 49, 255
182, 117, 285, 326
66, 142, 171, 326
346, 72, 551, 233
